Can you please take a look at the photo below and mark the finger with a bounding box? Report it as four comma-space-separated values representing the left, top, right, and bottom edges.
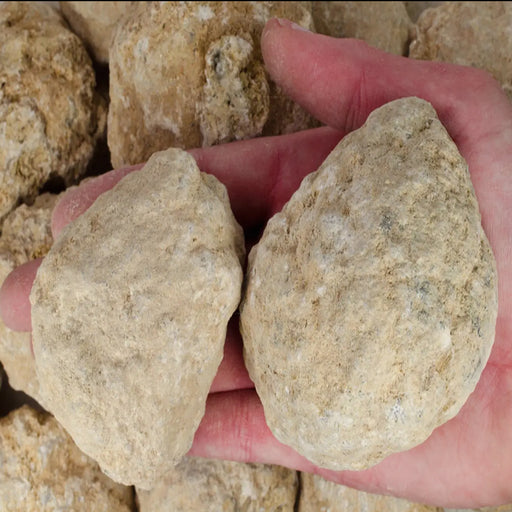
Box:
262, 19, 512, 366
210, 316, 253, 393
191, 363, 512, 508
0, 259, 42, 332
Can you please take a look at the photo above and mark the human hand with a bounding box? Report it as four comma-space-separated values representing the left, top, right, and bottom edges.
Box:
1, 18, 512, 508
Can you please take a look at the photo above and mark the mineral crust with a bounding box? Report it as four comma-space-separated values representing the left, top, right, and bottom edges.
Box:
240, 97, 498, 470
409, 2, 512, 100
0, 1, 106, 225
137, 458, 298, 511
31, 148, 245, 489
0, 406, 133, 512
108, 1, 317, 167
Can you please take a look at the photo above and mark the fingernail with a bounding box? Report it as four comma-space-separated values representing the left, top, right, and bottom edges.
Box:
275, 18, 311, 32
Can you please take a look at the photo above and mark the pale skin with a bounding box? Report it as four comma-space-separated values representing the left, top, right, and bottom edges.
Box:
1, 19, 512, 508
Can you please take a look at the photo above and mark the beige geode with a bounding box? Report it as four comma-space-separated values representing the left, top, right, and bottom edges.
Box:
108, 1, 317, 167
0, 2, 106, 226
59, 1, 141, 63
30, 148, 245, 489
299, 473, 442, 512
312, 1, 412, 56
0, 193, 59, 402
240, 97, 497, 470
137, 458, 298, 511
0, 405, 133, 512
409, 2, 512, 99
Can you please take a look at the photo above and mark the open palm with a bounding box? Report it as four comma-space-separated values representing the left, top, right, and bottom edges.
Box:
1, 20, 512, 508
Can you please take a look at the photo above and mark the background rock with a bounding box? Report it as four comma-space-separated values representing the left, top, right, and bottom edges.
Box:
0, 405, 133, 512
0, 1, 106, 226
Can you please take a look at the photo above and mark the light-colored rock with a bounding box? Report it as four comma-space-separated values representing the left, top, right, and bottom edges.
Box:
0, 405, 133, 512
137, 458, 298, 511
108, 1, 317, 167
446, 507, 512, 512
0, 2, 106, 225
240, 97, 497, 471
409, 2, 512, 99
59, 1, 140, 63
404, 2, 445, 23
31, 148, 245, 489
300, 473, 442, 512
312, 1, 412, 55
0, 194, 59, 402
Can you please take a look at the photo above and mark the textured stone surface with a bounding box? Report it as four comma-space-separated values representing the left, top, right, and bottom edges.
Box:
137, 458, 298, 511
0, 193, 59, 402
409, 2, 512, 99
312, 1, 412, 56
240, 97, 497, 470
60, 1, 140, 63
446, 507, 512, 512
0, 405, 133, 512
300, 473, 442, 512
0, 2, 106, 225
108, 1, 317, 167
31, 148, 244, 489
404, 2, 445, 23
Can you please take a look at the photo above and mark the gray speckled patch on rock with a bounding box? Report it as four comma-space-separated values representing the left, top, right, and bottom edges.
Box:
30, 148, 245, 489
137, 458, 298, 512
240, 97, 497, 470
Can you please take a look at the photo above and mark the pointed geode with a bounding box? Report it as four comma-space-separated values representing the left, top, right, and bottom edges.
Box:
31, 148, 244, 489
240, 97, 497, 470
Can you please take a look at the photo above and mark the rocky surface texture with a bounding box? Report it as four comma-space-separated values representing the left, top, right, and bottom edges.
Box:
240, 97, 497, 471
137, 458, 298, 511
404, 1, 445, 23
0, 193, 59, 402
299, 473, 443, 511
312, 1, 412, 55
0, 405, 133, 511
108, 1, 317, 167
59, 1, 140, 64
0, 2, 106, 226
409, 2, 512, 99
31, 148, 244, 489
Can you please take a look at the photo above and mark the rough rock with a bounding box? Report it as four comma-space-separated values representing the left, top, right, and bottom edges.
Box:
404, 2, 445, 23
0, 2, 106, 226
312, 1, 412, 56
59, 1, 140, 63
240, 97, 498, 470
137, 458, 298, 511
0, 193, 59, 402
31, 148, 245, 489
0, 405, 133, 512
409, 2, 512, 99
299, 473, 442, 511
108, 1, 317, 167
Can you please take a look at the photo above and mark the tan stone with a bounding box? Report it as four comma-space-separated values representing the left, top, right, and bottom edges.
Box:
404, 2, 445, 23
108, 1, 317, 167
300, 473, 442, 511
0, 2, 106, 225
0, 405, 133, 512
312, 1, 412, 56
31, 148, 245, 489
240, 97, 497, 471
0, 193, 59, 402
137, 458, 298, 511
409, 2, 512, 99
59, 1, 140, 63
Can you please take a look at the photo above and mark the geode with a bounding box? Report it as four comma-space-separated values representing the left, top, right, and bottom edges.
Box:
31, 148, 244, 489
240, 97, 497, 470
